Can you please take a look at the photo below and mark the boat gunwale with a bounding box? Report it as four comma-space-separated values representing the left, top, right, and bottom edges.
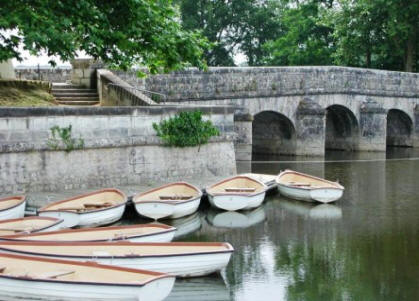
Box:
0, 217, 64, 236
206, 176, 268, 197
0, 196, 26, 213
0, 252, 173, 286
2, 224, 177, 241
133, 182, 203, 205
276, 170, 345, 190
0, 241, 235, 258
38, 188, 127, 214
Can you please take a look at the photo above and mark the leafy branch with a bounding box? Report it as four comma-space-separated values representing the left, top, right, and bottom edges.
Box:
47, 125, 84, 153
152, 110, 220, 150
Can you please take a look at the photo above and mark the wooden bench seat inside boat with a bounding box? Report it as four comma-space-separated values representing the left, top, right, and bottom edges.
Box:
224, 188, 256, 192
158, 195, 193, 200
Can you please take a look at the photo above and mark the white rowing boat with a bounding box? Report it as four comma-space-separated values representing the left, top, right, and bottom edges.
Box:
0, 217, 64, 237
0, 252, 174, 301
133, 182, 202, 220
38, 189, 127, 228
2, 223, 176, 243
276, 170, 344, 203
0, 196, 26, 221
206, 176, 268, 211
0, 241, 234, 278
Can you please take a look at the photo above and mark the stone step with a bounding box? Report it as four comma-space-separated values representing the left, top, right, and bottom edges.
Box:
52, 89, 97, 93
55, 96, 99, 102
52, 83, 86, 89
57, 100, 99, 106
53, 92, 99, 97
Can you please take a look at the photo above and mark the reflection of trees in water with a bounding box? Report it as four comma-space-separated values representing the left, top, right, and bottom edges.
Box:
274, 229, 419, 301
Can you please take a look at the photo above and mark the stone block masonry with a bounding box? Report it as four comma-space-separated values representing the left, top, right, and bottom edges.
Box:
119, 66, 418, 155
0, 106, 237, 195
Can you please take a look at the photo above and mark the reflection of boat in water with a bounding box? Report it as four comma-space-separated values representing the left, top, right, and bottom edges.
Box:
206, 206, 266, 228
278, 199, 342, 219
166, 277, 230, 301
163, 212, 202, 238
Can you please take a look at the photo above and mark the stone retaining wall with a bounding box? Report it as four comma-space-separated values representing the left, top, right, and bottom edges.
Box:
0, 106, 237, 194
15, 67, 71, 83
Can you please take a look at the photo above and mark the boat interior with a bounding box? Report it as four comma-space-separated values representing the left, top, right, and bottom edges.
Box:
0, 197, 25, 211
6, 224, 174, 241
0, 217, 59, 236
0, 242, 233, 257
134, 183, 201, 203
0, 254, 162, 284
207, 177, 266, 195
40, 190, 126, 212
277, 172, 341, 188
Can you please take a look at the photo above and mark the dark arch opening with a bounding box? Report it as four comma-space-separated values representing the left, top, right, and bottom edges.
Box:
252, 111, 296, 159
325, 105, 359, 151
386, 109, 413, 147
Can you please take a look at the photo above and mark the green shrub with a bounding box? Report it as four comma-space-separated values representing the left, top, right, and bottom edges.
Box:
152, 110, 219, 149
47, 125, 84, 152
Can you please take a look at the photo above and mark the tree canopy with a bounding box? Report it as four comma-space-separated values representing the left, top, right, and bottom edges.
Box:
0, 0, 209, 73
177, 0, 418, 72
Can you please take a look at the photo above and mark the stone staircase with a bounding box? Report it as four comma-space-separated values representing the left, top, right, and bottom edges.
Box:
51, 83, 99, 106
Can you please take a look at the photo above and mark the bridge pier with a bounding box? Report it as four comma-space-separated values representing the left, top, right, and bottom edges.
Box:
414, 105, 419, 148
295, 98, 326, 156
234, 112, 253, 161
358, 100, 387, 151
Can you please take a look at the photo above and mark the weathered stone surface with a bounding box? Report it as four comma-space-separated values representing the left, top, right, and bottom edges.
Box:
116, 66, 419, 101
0, 142, 236, 195
0, 106, 236, 154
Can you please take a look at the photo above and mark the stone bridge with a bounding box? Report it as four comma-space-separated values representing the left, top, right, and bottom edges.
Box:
116, 66, 419, 159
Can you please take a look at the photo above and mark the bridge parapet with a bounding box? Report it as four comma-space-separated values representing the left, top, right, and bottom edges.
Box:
115, 66, 419, 101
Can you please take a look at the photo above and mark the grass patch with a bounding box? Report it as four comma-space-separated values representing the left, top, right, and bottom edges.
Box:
0, 84, 56, 107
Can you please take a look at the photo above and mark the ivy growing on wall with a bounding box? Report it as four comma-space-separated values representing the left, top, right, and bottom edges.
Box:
152, 110, 219, 149
47, 125, 84, 152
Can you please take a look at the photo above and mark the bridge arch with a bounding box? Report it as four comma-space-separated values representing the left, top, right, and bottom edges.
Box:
325, 105, 359, 151
386, 109, 413, 147
252, 111, 296, 158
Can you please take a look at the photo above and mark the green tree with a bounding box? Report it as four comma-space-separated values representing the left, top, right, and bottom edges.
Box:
332, 0, 418, 72
0, 0, 209, 73
263, 0, 335, 66
177, 0, 282, 66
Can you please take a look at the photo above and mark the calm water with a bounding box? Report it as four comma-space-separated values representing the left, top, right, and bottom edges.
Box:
139, 148, 419, 301
14, 150, 417, 301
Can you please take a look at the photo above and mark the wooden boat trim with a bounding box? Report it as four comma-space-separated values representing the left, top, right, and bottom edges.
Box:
0, 241, 235, 259
276, 170, 344, 190
0, 217, 64, 235
133, 182, 203, 205
0, 252, 172, 286
3, 223, 176, 241
206, 176, 267, 197
38, 188, 127, 214
0, 196, 25, 212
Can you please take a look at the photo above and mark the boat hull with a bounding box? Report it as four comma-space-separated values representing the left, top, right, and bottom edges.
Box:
135, 197, 200, 220
0, 201, 25, 221
128, 230, 175, 243
0, 272, 175, 301
39, 204, 126, 228
208, 192, 266, 211
1, 251, 233, 278
278, 184, 343, 203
